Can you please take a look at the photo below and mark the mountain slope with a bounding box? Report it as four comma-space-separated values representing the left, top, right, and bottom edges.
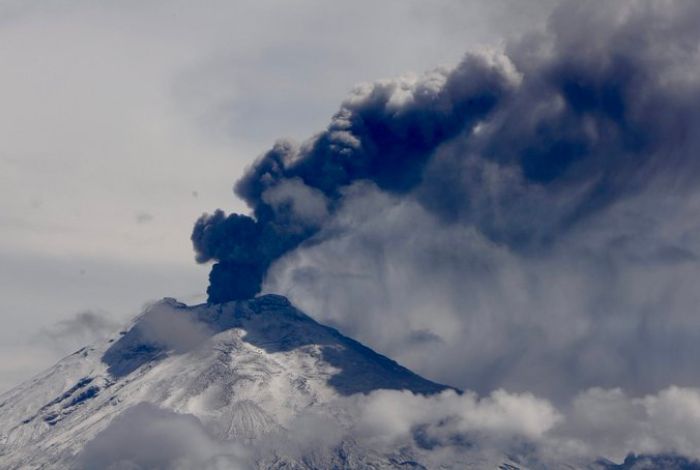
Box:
3, 295, 687, 469
0, 295, 467, 469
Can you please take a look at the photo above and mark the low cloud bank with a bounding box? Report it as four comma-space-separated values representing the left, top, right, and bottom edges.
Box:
79, 386, 700, 468
78, 403, 248, 470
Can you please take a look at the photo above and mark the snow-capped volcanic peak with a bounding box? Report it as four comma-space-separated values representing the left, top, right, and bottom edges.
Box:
0, 295, 449, 469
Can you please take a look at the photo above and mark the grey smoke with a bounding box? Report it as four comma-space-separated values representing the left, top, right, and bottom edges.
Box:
192, 50, 519, 303
135, 212, 154, 224
188, 0, 700, 405
257, 0, 700, 403
38, 311, 120, 353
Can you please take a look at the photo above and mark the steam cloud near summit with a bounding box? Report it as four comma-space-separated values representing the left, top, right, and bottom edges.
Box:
194, 0, 700, 399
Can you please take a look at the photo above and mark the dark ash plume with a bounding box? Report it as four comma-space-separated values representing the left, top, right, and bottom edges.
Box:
194, 0, 700, 305
192, 52, 519, 303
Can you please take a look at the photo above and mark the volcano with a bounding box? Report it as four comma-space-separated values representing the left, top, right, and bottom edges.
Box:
0, 295, 468, 469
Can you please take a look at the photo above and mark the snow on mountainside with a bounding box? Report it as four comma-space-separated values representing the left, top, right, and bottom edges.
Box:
0, 295, 477, 469
2, 295, 697, 469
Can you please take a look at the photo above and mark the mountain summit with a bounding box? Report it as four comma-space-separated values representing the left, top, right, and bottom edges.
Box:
2, 295, 693, 469
0, 295, 459, 469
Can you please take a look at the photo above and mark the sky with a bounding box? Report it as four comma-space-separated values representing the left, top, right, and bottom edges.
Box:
0, 0, 558, 392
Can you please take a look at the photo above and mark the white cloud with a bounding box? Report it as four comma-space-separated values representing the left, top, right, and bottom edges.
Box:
555, 386, 700, 462
353, 389, 561, 443
78, 403, 249, 470
137, 300, 212, 354
78, 385, 700, 467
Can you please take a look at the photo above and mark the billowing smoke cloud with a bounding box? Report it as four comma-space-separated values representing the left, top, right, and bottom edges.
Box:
192, 50, 520, 302
195, 0, 700, 299
194, 0, 700, 402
